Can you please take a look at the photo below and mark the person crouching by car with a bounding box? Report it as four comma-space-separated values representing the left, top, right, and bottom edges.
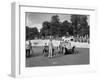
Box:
64, 41, 71, 55
64, 41, 76, 55
43, 43, 49, 57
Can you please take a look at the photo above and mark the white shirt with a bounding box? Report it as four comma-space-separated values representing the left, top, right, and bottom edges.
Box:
49, 40, 53, 50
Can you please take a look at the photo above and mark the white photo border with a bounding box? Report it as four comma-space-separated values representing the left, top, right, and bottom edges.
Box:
12, 2, 97, 78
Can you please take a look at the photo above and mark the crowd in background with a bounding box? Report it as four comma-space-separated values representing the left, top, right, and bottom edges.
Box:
74, 35, 89, 43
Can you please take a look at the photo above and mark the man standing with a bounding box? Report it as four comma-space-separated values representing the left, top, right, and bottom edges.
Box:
48, 39, 53, 58
29, 40, 33, 56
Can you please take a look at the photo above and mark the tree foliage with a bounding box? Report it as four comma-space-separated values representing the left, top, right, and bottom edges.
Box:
40, 15, 74, 37
26, 14, 90, 40
71, 15, 89, 36
26, 26, 39, 40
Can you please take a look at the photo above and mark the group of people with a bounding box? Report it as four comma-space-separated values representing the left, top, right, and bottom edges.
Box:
43, 39, 54, 58
74, 35, 90, 43
26, 38, 76, 58
43, 39, 76, 58
58, 40, 75, 54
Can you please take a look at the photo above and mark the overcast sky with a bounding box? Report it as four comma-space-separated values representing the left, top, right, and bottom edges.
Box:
26, 12, 89, 32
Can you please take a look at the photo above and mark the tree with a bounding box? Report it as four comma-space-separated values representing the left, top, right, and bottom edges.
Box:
26, 26, 39, 40
40, 15, 61, 37
71, 15, 89, 36
40, 21, 51, 37
26, 26, 30, 40
62, 20, 72, 36
50, 15, 61, 37
51, 15, 60, 23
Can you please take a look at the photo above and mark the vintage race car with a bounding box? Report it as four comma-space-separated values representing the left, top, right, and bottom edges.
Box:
59, 40, 76, 54
60, 41, 72, 49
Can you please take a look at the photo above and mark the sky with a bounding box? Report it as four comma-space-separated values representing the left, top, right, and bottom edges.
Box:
26, 12, 89, 32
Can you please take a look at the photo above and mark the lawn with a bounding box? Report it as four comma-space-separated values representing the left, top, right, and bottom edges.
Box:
26, 47, 89, 67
